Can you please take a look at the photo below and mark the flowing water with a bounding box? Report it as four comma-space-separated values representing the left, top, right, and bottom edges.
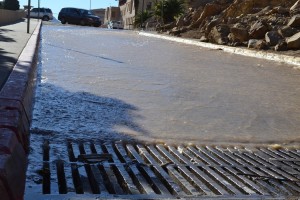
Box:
31, 24, 300, 146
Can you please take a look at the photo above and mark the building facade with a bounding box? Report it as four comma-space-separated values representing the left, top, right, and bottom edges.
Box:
104, 6, 121, 25
119, 0, 155, 29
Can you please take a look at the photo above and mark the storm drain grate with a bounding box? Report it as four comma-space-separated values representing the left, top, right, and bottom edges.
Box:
27, 141, 300, 199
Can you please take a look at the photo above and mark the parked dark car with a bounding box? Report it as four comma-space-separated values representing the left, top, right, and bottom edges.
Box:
58, 7, 101, 27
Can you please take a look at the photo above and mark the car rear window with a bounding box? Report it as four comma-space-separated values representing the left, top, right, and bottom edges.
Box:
45, 9, 52, 13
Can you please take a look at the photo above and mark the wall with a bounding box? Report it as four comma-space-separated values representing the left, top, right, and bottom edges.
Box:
104, 7, 121, 25
0, 9, 25, 25
120, 0, 135, 29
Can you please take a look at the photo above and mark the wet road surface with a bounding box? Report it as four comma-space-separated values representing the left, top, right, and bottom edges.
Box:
31, 24, 300, 146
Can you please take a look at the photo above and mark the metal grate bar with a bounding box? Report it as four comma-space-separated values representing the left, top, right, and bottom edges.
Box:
104, 144, 140, 194
191, 146, 257, 195
140, 145, 185, 196
117, 144, 156, 195
204, 146, 269, 195
136, 144, 176, 195
169, 145, 241, 195
127, 144, 171, 195
156, 144, 228, 195
26, 141, 300, 199
72, 142, 94, 193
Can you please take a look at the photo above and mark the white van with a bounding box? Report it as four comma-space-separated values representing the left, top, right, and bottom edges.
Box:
29, 8, 53, 21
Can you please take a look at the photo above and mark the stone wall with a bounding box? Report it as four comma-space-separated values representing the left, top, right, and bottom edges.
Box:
0, 9, 25, 25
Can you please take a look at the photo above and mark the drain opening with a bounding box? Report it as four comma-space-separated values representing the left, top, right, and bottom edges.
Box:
28, 140, 300, 198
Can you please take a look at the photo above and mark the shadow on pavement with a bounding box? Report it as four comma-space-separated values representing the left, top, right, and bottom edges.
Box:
30, 82, 149, 144
0, 48, 17, 89
0, 28, 16, 42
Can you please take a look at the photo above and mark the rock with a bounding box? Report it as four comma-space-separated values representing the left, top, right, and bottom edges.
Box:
248, 39, 259, 48
286, 32, 300, 49
266, 6, 289, 15
248, 39, 268, 49
208, 24, 230, 44
204, 18, 221, 36
191, 7, 204, 23
290, 0, 300, 15
278, 26, 298, 37
190, 0, 215, 10
169, 27, 188, 36
199, 36, 209, 42
287, 14, 300, 27
176, 16, 185, 28
228, 33, 235, 42
275, 40, 288, 51
275, 6, 290, 14
189, 3, 226, 29
230, 27, 249, 42
223, 0, 298, 19
255, 6, 272, 16
265, 31, 282, 46
249, 21, 269, 39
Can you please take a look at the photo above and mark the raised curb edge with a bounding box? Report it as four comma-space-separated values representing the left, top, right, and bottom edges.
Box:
139, 32, 300, 68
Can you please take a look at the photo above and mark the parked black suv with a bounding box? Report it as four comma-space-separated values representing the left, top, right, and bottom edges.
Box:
58, 8, 101, 27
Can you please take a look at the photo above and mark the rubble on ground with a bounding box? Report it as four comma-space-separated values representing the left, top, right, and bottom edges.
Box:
153, 0, 300, 51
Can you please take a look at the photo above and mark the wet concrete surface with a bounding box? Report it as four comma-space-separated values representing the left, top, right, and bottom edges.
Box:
31, 23, 300, 147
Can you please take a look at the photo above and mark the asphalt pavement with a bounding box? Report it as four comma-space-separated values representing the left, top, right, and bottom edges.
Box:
0, 18, 39, 90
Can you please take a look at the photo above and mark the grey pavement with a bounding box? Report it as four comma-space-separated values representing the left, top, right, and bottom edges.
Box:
0, 18, 39, 89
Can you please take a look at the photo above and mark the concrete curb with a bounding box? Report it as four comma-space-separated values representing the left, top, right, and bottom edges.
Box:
0, 21, 42, 200
139, 32, 300, 68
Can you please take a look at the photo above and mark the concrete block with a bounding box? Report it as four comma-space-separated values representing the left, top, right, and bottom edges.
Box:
0, 179, 10, 200
0, 143, 27, 200
0, 128, 18, 155
0, 109, 30, 153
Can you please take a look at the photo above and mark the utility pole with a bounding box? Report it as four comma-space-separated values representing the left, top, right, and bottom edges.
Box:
27, 0, 31, 33
38, 0, 40, 20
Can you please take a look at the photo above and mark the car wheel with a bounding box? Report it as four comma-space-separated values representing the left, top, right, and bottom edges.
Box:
80, 20, 85, 26
42, 16, 49, 21
61, 18, 66, 24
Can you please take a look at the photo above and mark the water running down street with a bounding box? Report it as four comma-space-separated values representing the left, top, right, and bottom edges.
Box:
31, 24, 300, 146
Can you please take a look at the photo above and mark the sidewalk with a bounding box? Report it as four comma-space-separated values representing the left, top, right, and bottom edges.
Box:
0, 19, 41, 200
0, 19, 39, 89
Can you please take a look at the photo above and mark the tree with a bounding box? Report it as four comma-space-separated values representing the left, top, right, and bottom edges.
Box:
4, 0, 20, 10
134, 10, 153, 28
153, 0, 185, 24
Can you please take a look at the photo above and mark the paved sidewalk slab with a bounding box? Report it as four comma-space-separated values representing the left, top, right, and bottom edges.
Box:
0, 19, 39, 90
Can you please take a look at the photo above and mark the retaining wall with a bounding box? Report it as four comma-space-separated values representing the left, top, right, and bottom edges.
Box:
0, 21, 41, 200
0, 9, 25, 25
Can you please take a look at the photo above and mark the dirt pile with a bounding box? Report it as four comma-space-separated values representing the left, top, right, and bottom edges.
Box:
156, 0, 300, 51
